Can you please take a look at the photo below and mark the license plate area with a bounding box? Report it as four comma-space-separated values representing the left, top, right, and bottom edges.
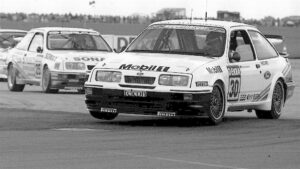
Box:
157, 111, 176, 117
124, 89, 147, 97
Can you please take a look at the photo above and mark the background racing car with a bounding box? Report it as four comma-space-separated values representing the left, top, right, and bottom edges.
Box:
6, 27, 113, 93
85, 20, 295, 125
0, 29, 27, 80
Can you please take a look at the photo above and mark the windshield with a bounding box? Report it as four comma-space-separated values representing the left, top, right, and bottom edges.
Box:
47, 31, 112, 52
0, 32, 26, 49
126, 24, 226, 57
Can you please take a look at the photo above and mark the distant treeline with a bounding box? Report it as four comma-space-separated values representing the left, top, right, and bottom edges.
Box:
1, 12, 299, 27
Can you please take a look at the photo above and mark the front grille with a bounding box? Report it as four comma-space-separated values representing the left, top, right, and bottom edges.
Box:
124, 76, 155, 85
87, 65, 95, 70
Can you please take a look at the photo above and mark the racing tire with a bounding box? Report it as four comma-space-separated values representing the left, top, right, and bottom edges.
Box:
89, 111, 118, 120
207, 82, 225, 125
42, 66, 58, 93
7, 63, 25, 92
255, 80, 284, 119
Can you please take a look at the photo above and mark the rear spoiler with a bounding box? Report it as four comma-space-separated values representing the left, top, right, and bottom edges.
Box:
264, 34, 283, 40
264, 34, 289, 58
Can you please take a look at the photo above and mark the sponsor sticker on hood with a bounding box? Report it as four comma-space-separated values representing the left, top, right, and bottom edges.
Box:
73, 56, 104, 62
119, 64, 170, 72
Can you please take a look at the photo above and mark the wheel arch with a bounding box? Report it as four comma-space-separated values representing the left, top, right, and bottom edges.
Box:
277, 77, 287, 104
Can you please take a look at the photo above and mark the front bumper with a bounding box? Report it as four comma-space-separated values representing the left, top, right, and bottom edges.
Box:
85, 87, 211, 116
50, 72, 88, 89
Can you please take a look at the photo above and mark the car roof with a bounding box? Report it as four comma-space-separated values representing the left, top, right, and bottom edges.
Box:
0, 29, 27, 33
29, 27, 99, 33
150, 19, 256, 30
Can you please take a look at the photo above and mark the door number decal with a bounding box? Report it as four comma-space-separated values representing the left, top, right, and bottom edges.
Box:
227, 65, 241, 101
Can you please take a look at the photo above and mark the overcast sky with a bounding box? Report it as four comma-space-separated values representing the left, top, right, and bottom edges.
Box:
0, 0, 299, 19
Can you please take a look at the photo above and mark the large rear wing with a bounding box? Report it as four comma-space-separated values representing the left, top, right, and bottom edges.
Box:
264, 34, 289, 57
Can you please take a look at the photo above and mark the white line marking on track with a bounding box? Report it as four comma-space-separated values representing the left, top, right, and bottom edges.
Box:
108, 151, 249, 169
52, 128, 97, 131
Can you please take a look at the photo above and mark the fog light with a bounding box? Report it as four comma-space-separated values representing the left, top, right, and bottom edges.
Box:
184, 93, 193, 101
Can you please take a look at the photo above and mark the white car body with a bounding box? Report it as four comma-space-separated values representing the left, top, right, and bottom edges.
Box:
6, 27, 113, 92
0, 29, 27, 79
85, 20, 295, 124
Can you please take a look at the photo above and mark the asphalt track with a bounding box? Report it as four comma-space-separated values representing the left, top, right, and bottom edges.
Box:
0, 59, 300, 169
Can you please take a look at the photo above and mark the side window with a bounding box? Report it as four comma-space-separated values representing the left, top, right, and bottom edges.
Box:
229, 30, 255, 62
15, 32, 35, 51
248, 30, 278, 60
28, 33, 44, 52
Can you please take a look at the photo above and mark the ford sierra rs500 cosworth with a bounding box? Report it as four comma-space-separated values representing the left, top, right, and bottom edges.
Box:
6, 27, 113, 93
0, 29, 27, 80
85, 20, 295, 125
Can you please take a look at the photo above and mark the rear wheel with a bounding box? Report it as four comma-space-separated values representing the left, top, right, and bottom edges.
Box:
255, 80, 284, 119
7, 63, 25, 92
42, 66, 58, 93
207, 82, 225, 125
89, 111, 118, 120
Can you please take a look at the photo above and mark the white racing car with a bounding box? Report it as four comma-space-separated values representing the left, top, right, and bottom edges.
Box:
0, 29, 27, 80
6, 27, 113, 93
85, 20, 295, 125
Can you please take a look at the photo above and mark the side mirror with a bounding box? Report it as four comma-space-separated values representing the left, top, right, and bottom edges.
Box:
229, 51, 241, 62
36, 46, 43, 53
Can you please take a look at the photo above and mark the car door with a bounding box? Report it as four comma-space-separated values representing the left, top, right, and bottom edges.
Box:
24, 32, 44, 80
227, 29, 262, 103
248, 30, 280, 101
10, 32, 35, 79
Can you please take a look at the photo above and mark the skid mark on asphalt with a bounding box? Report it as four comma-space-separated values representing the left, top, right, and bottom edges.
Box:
108, 151, 248, 169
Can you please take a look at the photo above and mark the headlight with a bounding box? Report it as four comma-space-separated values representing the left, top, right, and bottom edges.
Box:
159, 74, 189, 86
65, 62, 85, 70
96, 71, 122, 82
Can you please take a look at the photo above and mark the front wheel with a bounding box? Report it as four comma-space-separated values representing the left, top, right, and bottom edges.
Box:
207, 82, 225, 125
7, 63, 25, 92
42, 66, 58, 93
89, 111, 118, 120
255, 80, 284, 119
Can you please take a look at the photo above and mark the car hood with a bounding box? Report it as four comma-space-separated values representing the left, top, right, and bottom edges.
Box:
96, 52, 216, 73
50, 50, 113, 64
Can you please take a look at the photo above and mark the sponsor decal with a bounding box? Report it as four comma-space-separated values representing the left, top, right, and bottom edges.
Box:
35, 63, 41, 77
282, 63, 291, 77
239, 93, 260, 102
100, 107, 117, 113
206, 66, 222, 74
253, 84, 271, 102
119, 64, 170, 72
45, 53, 57, 61
261, 60, 269, 65
227, 65, 241, 101
73, 56, 104, 62
157, 111, 176, 117
124, 89, 147, 97
264, 71, 271, 79
195, 81, 208, 87
148, 25, 226, 33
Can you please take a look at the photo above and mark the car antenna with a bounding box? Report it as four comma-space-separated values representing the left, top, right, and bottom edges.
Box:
205, 0, 208, 21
